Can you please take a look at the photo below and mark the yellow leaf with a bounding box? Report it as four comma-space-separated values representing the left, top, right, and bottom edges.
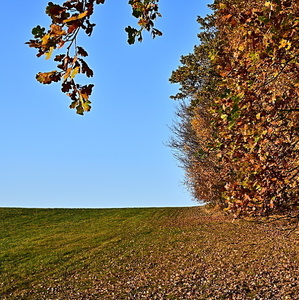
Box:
238, 44, 245, 51
70, 66, 80, 79
45, 47, 54, 60
279, 39, 291, 50
63, 10, 89, 23
63, 68, 72, 80
41, 34, 50, 45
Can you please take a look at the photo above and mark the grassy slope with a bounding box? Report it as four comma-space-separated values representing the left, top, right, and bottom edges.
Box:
1, 206, 299, 299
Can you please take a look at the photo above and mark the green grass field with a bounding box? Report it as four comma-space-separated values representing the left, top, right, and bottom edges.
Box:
1, 206, 299, 299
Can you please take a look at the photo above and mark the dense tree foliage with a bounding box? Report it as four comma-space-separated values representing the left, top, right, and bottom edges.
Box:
171, 0, 299, 216
26, 0, 161, 114
213, 0, 299, 216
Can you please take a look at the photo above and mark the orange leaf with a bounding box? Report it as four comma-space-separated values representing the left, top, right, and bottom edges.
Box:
50, 24, 65, 35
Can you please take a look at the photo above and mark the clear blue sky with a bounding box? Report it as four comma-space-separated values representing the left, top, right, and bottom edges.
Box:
1, 0, 211, 208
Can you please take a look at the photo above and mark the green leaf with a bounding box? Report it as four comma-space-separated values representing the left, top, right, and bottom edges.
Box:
76, 104, 84, 115
69, 101, 77, 109
82, 100, 91, 112
132, 9, 142, 18
125, 26, 138, 44
258, 16, 270, 24
221, 114, 228, 120
32, 25, 46, 38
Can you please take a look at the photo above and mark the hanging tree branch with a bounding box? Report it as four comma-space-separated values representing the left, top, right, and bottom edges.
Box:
26, 0, 162, 114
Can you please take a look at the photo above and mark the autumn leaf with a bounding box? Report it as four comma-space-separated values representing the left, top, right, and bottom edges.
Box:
36, 71, 61, 84
70, 66, 80, 78
79, 59, 93, 77
279, 39, 291, 50
63, 68, 72, 80
54, 54, 65, 62
138, 18, 147, 27
46, 3, 65, 17
77, 46, 88, 57
67, 24, 78, 34
61, 80, 72, 92
41, 34, 50, 46
50, 24, 65, 35
45, 47, 54, 60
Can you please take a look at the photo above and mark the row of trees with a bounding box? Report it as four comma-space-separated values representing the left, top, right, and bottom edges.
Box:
170, 0, 299, 216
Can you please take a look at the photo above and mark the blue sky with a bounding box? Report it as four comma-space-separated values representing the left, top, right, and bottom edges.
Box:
1, 0, 211, 208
